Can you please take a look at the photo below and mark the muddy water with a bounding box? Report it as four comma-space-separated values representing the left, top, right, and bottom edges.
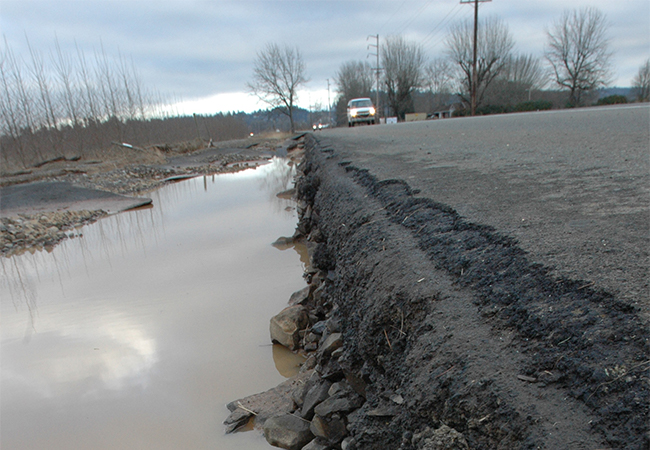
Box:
0, 158, 305, 449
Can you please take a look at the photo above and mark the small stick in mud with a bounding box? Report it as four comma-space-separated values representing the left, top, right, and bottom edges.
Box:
414, 224, 427, 235
587, 360, 650, 401
237, 402, 258, 416
434, 365, 456, 379
384, 329, 392, 349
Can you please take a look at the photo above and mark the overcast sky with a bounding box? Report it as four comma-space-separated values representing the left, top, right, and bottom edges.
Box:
1, 0, 648, 114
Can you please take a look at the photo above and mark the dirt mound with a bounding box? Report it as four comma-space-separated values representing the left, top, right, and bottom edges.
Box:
295, 135, 648, 449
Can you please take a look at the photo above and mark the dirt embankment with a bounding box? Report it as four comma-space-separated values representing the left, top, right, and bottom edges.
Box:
291, 134, 648, 449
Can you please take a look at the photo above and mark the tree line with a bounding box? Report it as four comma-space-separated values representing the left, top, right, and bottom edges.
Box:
249, 7, 650, 128
0, 37, 248, 170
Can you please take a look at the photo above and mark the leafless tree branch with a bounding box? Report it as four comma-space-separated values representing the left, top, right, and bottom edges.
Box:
248, 43, 307, 133
545, 7, 613, 107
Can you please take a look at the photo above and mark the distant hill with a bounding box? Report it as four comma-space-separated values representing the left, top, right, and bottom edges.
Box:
597, 87, 633, 99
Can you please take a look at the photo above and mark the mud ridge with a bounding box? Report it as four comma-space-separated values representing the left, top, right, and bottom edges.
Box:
292, 134, 648, 449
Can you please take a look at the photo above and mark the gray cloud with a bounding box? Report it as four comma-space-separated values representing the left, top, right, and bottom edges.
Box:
2, 0, 648, 108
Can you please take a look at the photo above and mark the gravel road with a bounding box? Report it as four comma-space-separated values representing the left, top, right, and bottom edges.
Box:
291, 105, 648, 448
317, 104, 649, 317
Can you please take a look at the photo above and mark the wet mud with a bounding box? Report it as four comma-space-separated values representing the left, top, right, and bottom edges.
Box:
292, 134, 648, 449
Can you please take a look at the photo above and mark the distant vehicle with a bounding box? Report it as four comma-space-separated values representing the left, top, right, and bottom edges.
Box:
347, 98, 376, 127
312, 122, 330, 131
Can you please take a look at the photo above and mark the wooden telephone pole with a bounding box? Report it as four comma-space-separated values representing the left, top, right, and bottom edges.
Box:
461, 0, 491, 116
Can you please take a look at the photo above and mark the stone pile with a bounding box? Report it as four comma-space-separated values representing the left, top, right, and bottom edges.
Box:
224, 261, 365, 449
223, 197, 368, 449
0, 210, 105, 256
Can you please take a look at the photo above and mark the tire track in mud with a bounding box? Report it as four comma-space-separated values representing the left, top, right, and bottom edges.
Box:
298, 134, 648, 449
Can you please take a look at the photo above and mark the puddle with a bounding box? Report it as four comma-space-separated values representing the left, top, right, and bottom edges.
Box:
0, 158, 305, 450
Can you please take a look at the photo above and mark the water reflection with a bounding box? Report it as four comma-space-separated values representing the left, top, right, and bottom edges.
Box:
1, 157, 304, 450
272, 344, 306, 378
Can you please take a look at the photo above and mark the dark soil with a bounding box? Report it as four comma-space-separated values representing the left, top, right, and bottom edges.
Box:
296, 134, 648, 449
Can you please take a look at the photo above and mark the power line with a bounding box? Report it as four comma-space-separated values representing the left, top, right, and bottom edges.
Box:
395, 0, 436, 36
421, 3, 464, 49
422, 7, 473, 55
378, 0, 409, 35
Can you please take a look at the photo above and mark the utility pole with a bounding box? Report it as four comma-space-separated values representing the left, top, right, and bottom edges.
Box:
461, 0, 491, 116
367, 34, 381, 119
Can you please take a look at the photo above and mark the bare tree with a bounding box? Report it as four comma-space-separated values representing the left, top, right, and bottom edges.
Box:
425, 58, 453, 95
0, 46, 29, 165
424, 57, 454, 112
545, 7, 613, 107
26, 38, 59, 137
382, 36, 425, 120
75, 41, 99, 123
52, 36, 80, 128
482, 54, 549, 106
1, 34, 253, 171
446, 16, 514, 112
248, 43, 307, 133
632, 59, 650, 102
335, 60, 374, 103
501, 54, 548, 90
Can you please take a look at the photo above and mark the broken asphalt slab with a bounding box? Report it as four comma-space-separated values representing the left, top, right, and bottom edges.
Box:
0, 181, 152, 218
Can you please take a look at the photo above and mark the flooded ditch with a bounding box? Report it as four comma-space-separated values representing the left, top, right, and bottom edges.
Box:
1, 158, 305, 449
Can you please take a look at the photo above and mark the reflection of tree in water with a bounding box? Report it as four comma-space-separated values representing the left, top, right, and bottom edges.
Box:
1, 165, 298, 335
0, 204, 163, 332
2, 254, 40, 335
258, 157, 297, 215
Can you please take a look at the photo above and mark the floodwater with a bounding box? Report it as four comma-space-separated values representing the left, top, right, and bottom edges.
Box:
0, 158, 306, 449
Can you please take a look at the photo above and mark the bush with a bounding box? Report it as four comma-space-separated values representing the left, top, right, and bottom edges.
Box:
476, 104, 511, 115
596, 95, 628, 106
514, 100, 553, 112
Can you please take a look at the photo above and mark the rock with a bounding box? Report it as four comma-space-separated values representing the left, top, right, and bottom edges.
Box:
277, 188, 297, 199
309, 227, 324, 243
312, 284, 326, 304
327, 318, 341, 333
311, 321, 327, 335
412, 425, 469, 450
306, 332, 321, 343
344, 370, 367, 398
367, 406, 399, 417
289, 286, 310, 306
328, 380, 351, 397
270, 305, 309, 350
272, 236, 295, 249
310, 414, 347, 444
263, 414, 313, 450
341, 436, 357, 450
300, 354, 318, 372
309, 271, 325, 291
224, 370, 312, 432
320, 332, 343, 356
313, 393, 364, 417
320, 359, 344, 381
301, 380, 332, 419
302, 438, 331, 450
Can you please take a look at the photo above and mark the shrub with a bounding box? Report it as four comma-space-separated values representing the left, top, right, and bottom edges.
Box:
596, 95, 628, 106
476, 104, 511, 115
514, 100, 553, 111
